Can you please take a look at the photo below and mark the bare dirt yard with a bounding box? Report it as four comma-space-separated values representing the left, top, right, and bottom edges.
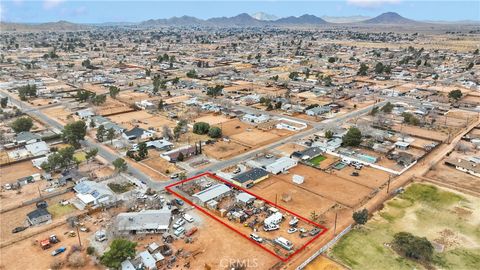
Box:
107, 110, 175, 131
274, 165, 374, 208
274, 142, 307, 156
194, 114, 232, 126
391, 124, 448, 141
0, 160, 41, 185
203, 140, 251, 160
426, 162, 480, 195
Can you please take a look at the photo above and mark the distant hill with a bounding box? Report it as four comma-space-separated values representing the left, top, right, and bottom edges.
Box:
274, 14, 328, 25
142, 16, 204, 26
207, 13, 263, 26
363, 12, 417, 24
322, 15, 371, 23
0, 20, 89, 31
251, 12, 278, 21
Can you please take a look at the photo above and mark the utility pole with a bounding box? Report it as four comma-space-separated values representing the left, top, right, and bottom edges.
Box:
386, 175, 391, 194
76, 225, 82, 247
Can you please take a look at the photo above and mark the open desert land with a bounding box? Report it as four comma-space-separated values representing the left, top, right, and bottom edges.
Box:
116, 90, 152, 104
41, 105, 72, 125
140, 153, 181, 176
93, 97, 132, 116
273, 142, 307, 156
194, 114, 232, 126
328, 183, 480, 270
391, 124, 448, 142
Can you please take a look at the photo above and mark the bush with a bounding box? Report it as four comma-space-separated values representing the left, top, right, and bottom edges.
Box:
100, 239, 137, 269
86, 246, 95, 255
208, 127, 222, 138
68, 251, 86, 268
10, 117, 33, 133
352, 208, 368, 225
193, 122, 210, 135
392, 232, 434, 262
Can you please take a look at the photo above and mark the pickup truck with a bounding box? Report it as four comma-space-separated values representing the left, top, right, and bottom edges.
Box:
51, 247, 66, 256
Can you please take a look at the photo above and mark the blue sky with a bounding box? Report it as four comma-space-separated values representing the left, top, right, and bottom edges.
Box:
1, 1, 479, 23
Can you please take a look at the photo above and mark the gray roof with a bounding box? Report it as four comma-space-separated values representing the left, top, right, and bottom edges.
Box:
116, 209, 172, 231
233, 168, 269, 183
193, 183, 231, 203
27, 208, 51, 220
16, 131, 41, 142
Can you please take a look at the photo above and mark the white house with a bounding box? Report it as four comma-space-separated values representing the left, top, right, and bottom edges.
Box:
242, 114, 270, 124
276, 118, 307, 131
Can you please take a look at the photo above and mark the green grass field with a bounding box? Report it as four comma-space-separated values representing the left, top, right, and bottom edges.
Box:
47, 203, 76, 218
330, 183, 480, 270
309, 155, 327, 166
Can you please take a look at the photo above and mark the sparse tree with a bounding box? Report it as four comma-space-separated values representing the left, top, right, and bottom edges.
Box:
100, 239, 136, 268
353, 208, 368, 225
10, 117, 33, 133
62, 121, 87, 149
112, 158, 127, 172
106, 128, 116, 144
96, 125, 106, 142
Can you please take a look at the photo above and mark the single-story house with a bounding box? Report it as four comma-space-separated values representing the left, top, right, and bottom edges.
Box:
265, 157, 298, 175
132, 139, 173, 151
306, 106, 331, 116
160, 145, 197, 162
291, 146, 323, 161
25, 141, 49, 156
15, 131, 41, 145
122, 127, 155, 141
76, 108, 95, 119
231, 168, 269, 188
116, 208, 172, 235
242, 114, 270, 124
445, 158, 480, 178
73, 180, 117, 209
276, 118, 307, 131
27, 208, 52, 226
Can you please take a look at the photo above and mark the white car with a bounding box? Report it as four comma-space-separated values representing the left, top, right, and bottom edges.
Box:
183, 214, 194, 223
287, 228, 298, 234
174, 226, 185, 236
172, 218, 186, 229
250, 233, 263, 243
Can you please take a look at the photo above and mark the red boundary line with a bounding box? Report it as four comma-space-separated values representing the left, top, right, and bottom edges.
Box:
165, 172, 328, 262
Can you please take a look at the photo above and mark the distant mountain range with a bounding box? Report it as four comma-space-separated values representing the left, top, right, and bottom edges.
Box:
1, 12, 478, 31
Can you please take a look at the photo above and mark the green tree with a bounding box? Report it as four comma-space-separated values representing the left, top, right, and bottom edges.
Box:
96, 125, 105, 142
448, 89, 462, 101
208, 127, 222, 138
288, 71, 299, 80
193, 122, 210, 135
92, 94, 106, 105
186, 69, 198, 78
357, 63, 368, 76
328, 57, 336, 63
173, 120, 187, 141
374, 62, 385, 74
85, 148, 98, 163
402, 112, 420, 126
10, 117, 33, 133
381, 102, 394, 113
392, 232, 434, 262
369, 106, 379, 115
41, 146, 78, 173
62, 121, 87, 149
137, 142, 148, 160
106, 128, 116, 144
206, 85, 224, 98
76, 90, 93, 102
112, 158, 127, 172
342, 127, 362, 147
352, 209, 368, 225
325, 130, 334, 139
109, 86, 120, 99
100, 239, 137, 268
0, 97, 8, 108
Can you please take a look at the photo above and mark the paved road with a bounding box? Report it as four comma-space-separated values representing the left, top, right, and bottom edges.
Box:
0, 90, 173, 190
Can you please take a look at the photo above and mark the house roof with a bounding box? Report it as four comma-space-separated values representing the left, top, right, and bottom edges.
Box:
25, 141, 49, 156
124, 127, 149, 138
233, 168, 269, 183
193, 183, 231, 203
27, 208, 51, 220
16, 131, 41, 142
292, 146, 323, 159
116, 209, 172, 231
236, 192, 256, 203
446, 158, 480, 174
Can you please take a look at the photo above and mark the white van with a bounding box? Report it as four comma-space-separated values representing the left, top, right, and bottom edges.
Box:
183, 214, 194, 223
174, 226, 185, 236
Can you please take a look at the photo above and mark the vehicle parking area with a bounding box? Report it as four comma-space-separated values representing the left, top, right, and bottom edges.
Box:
166, 172, 328, 261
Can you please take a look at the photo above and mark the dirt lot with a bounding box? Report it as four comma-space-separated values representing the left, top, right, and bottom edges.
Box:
42, 105, 71, 125
426, 162, 480, 194
334, 166, 391, 189
141, 155, 180, 176
274, 165, 374, 208
94, 97, 132, 116
230, 129, 281, 147
107, 110, 175, 131
391, 124, 448, 141
251, 178, 337, 218
0, 217, 99, 270
274, 143, 307, 156
194, 114, 232, 126
0, 192, 78, 244
0, 160, 41, 185
203, 140, 251, 160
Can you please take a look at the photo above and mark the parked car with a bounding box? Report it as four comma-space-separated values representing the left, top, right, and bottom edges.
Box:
265, 154, 274, 159
12, 226, 27, 234
287, 228, 298, 234
174, 198, 184, 206
264, 224, 279, 232
309, 228, 321, 236
250, 233, 263, 243
289, 217, 299, 227
183, 214, 194, 223
173, 218, 186, 229
174, 226, 185, 236
51, 247, 66, 256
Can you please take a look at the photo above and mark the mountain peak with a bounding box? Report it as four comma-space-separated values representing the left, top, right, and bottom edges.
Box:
364, 12, 416, 24
251, 12, 279, 21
